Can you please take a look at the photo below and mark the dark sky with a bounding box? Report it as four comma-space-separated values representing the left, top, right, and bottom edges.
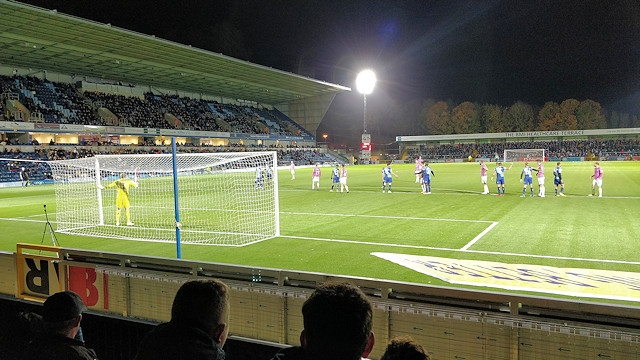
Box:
20, 0, 640, 139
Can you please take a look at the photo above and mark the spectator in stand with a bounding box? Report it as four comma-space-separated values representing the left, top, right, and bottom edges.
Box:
0, 310, 43, 359
270, 281, 375, 360
380, 336, 430, 360
22, 290, 98, 360
134, 279, 230, 360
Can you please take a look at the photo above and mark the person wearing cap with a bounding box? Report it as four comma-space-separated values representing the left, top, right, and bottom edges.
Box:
134, 279, 230, 360
22, 290, 98, 360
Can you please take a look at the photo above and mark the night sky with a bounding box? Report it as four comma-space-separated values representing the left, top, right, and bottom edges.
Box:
20, 0, 640, 141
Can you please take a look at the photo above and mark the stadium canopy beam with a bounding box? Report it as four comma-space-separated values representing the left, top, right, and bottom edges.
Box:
0, 0, 350, 133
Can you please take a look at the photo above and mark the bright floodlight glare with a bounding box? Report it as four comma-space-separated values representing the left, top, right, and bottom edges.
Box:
356, 69, 376, 95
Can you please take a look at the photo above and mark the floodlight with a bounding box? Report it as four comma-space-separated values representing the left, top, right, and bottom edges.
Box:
356, 69, 376, 95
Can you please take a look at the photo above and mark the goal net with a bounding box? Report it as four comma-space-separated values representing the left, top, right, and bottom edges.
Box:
49, 152, 280, 246
503, 149, 546, 163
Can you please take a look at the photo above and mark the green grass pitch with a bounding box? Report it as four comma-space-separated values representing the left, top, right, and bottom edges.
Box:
2, 161, 640, 301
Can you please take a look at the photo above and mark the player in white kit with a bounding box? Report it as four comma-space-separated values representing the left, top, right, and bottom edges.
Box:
339, 164, 349, 193
479, 160, 489, 194
590, 162, 604, 197
533, 159, 545, 197
311, 163, 321, 190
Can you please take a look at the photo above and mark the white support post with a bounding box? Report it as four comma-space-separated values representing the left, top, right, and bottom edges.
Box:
95, 157, 104, 226
271, 151, 280, 237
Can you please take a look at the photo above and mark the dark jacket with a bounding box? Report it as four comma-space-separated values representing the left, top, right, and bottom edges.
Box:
134, 321, 225, 360
270, 346, 365, 360
22, 333, 98, 360
270, 346, 308, 360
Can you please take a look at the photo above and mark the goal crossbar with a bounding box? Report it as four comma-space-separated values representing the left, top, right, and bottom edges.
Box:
503, 149, 546, 162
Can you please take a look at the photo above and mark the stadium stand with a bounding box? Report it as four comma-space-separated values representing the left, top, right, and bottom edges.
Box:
0, 145, 339, 185
0, 75, 313, 137
4, 138, 638, 185
407, 139, 640, 161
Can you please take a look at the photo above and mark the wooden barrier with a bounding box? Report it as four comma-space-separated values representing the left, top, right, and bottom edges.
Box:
2, 246, 639, 359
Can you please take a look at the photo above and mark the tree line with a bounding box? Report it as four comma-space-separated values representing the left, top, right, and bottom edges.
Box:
357, 98, 640, 145
422, 99, 640, 135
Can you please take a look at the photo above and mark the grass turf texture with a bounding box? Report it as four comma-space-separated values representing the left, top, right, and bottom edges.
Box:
1, 161, 639, 302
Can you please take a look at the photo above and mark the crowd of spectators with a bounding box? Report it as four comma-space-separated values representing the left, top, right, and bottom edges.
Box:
1, 137, 638, 184
7, 279, 428, 360
147, 93, 221, 132
83, 91, 167, 129
409, 138, 640, 160
1, 147, 51, 183
0, 144, 338, 184
0, 75, 309, 137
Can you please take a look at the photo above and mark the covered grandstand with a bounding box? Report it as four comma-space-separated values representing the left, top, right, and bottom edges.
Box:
0, 0, 350, 141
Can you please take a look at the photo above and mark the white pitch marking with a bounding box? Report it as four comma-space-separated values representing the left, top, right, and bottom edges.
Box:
580, 195, 640, 199
281, 211, 494, 223
0, 217, 57, 224
280, 235, 640, 266
281, 188, 481, 196
435, 187, 492, 195
461, 248, 640, 266
280, 235, 454, 251
280, 188, 640, 199
4, 217, 638, 266
460, 221, 499, 251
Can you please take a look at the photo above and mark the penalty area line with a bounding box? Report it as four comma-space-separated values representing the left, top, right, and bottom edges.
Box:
280, 235, 455, 251
281, 235, 640, 266
461, 248, 640, 266
0, 217, 55, 224
281, 211, 494, 223
460, 221, 499, 251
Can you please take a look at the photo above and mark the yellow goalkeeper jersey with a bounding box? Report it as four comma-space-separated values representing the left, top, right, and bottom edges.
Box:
106, 178, 137, 208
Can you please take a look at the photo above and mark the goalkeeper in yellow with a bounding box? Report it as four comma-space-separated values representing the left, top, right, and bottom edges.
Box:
99, 173, 138, 226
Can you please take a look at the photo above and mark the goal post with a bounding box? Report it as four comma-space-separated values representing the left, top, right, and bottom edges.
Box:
503, 149, 546, 163
49, 151, 280, 246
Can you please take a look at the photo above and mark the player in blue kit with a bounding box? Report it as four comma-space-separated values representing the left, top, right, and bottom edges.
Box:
519, 162, 535, 197
421, 161, 435, 194
553, 162, 566, 196
266, 166, 273, 182
381, 163, 398, 193
330, 164, 340, 192
255, 167, 264, 189
492, 162, 513, 196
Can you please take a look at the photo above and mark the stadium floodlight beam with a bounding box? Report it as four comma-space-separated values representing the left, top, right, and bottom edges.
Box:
356, 69, 376, 134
